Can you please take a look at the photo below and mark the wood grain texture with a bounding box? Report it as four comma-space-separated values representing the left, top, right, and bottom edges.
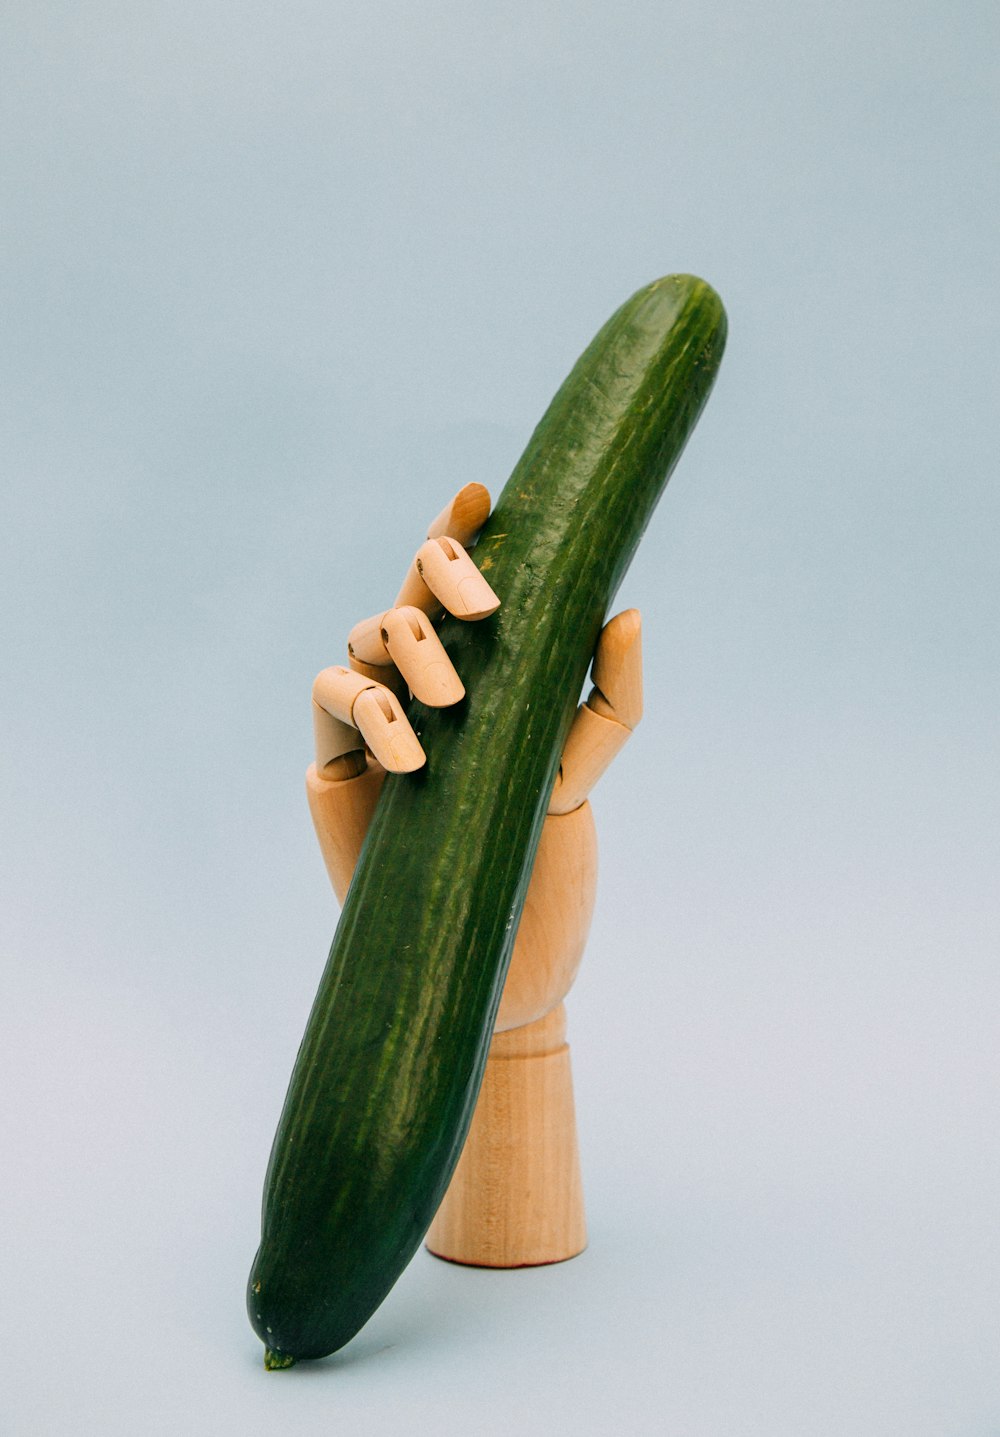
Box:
306, 760, 386, 904
426, 1003, 587, 1267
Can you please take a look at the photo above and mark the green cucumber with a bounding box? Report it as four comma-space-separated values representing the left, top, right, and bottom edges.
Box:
248, 274, 726, 1363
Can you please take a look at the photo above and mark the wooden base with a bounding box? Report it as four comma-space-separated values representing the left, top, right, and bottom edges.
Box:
425, 1005, 587, 1268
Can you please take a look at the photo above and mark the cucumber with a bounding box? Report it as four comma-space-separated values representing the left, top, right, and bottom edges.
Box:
248, 274, 726, 1364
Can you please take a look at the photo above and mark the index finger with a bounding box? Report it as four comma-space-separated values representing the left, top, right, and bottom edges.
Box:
426, 483, 491, 546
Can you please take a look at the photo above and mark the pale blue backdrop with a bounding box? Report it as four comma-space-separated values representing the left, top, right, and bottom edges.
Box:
2, 2, 998, 1433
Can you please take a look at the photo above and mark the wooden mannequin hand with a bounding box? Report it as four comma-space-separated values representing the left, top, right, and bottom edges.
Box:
307, 485, 642, 1026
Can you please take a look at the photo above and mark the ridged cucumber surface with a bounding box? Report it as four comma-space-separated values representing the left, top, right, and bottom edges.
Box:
249, 274, 727, 1363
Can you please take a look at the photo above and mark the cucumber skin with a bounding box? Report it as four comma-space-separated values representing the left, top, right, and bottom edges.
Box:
249, 275, 727, 1362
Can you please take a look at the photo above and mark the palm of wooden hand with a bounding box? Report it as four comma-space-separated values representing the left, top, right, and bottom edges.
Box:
308, 483, 642, 1266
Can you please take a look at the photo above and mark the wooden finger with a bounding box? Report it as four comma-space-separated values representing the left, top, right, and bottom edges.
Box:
393, 485, 492, 615
352, 686, 425, 772
312, 665, 371, 779
348, 652, 409, 705
347, 612, 393, 667
427, 483, 491, 547
359, 534, 501, 641
312, 665, 424, 773
547, 704, 630, 814
590, 608, 642, 729
381, 606, 465, 707
400, 536, 500, 620
312, 665, 376, 723
312, 700, 366, 776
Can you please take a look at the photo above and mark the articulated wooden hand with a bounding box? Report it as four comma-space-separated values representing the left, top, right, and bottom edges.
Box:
307, 483, 643, 1266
